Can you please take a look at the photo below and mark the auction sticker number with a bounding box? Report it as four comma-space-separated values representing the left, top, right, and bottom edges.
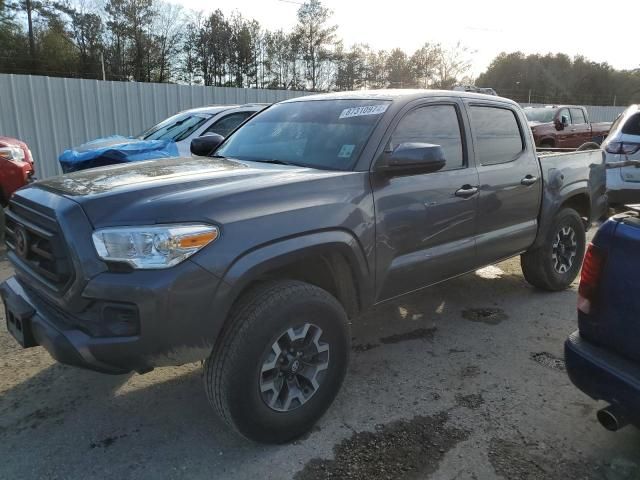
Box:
339, 104, 389, 119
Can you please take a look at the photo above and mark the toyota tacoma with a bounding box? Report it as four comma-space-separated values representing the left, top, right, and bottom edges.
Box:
1, 90, 607, 443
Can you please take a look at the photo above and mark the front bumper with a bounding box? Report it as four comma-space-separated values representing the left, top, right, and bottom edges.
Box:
1, 259, 226, 374
565, 330, 640, 428
1, 276, 128, 373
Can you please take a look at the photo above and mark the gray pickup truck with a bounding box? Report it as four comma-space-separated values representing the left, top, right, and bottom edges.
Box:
1, 90, 607, 443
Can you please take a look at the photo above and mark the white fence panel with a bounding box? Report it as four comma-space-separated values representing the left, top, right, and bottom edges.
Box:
1, 75, 630, 180
0, 74, 311, 178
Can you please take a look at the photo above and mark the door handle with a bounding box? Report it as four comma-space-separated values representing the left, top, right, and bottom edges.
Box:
521, 175, 539, 186
455, 185, 479, 198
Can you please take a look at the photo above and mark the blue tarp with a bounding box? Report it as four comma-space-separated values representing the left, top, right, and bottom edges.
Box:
58, 136, 179, 173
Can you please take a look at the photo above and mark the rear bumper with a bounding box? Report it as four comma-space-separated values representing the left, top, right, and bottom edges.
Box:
606, 168, 640, 205
565, 330, 640, 428
607, 189, 640, 206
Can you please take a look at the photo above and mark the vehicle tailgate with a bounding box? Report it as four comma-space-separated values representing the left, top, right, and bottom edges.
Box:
584, 214, 640, 361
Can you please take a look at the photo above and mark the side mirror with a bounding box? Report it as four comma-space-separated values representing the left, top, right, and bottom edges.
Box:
555, 115, 568, 130
190, 133, 224, 156
379, 143, 446, 175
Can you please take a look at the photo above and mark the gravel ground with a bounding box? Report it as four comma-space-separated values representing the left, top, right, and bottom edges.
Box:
1, 245, 639, 480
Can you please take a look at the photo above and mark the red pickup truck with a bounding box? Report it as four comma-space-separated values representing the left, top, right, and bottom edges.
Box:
525, 106, 611, 149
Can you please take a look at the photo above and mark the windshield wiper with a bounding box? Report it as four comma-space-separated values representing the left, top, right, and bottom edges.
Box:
253, 159, 298, 166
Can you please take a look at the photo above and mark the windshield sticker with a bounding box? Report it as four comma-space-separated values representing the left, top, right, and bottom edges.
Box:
339, 104, 389, 119
338, 144, 356, 158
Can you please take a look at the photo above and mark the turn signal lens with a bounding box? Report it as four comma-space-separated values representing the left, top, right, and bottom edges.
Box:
178, 231, 218, 249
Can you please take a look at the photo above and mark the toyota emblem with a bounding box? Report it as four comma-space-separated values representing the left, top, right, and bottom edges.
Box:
13, 225, 29, 258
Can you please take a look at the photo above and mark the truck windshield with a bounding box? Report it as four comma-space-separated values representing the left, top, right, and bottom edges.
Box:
216, 100, 391, 170
139, 113, 212, 142
524, 108, 556, 123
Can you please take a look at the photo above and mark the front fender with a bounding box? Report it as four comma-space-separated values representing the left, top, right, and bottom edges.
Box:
210, 229, 372, 333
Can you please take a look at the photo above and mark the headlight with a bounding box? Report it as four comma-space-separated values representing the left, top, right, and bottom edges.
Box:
92, 224, 219, 269
0, 147, 25, 162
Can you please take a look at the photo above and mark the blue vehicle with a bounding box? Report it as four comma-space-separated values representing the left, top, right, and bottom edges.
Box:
565, 206, 640, 432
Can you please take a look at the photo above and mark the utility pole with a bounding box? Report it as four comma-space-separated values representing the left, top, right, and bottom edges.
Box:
101, 52, 106, 81
613, 95, 617, 107
528, 89, 532, 104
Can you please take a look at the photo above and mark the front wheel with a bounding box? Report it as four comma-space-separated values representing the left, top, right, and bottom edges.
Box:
521, 208, 586, 291
204, 280, 350, 443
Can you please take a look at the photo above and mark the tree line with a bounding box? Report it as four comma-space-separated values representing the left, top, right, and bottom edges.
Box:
1, 0, 639, 106
0, 0, 472, 90
477, 52, 640, 106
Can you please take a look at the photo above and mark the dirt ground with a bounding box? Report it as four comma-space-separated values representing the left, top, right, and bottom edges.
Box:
1, 246, 639, 480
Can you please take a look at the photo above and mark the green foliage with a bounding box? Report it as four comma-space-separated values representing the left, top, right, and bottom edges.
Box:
476, 52, 640, 105
0, 0, 476, 91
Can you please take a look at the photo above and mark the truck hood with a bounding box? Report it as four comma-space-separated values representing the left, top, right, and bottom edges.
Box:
36, 156, 356, 227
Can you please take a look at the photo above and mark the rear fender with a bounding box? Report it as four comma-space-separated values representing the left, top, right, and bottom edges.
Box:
533, 180, 590, 249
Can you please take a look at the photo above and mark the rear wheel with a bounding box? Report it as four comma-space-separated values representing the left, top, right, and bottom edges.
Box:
521, 208, 586, 291
204, 280, 350, 443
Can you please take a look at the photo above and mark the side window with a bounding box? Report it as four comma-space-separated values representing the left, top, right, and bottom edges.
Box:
390, 105, 464, 171
622, 113, 640, 135
570, 108, 586, 125
558, 108, 571, 125
469, 106, 524, 166
204, 112, 253, 137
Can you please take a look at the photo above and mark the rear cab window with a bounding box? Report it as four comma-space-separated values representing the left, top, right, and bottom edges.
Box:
469, 105, 524, 165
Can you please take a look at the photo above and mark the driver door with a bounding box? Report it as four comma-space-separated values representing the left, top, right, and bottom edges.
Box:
372, 100, 479, 301
556, 108, 572, 148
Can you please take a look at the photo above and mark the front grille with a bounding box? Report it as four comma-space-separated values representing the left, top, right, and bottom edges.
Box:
5, 201, 74, 290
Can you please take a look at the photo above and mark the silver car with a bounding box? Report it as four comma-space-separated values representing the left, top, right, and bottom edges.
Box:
138, 103, 268, 157
603, 105, 640, 206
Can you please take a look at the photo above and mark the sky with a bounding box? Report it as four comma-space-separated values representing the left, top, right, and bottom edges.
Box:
174, 0, 639, 77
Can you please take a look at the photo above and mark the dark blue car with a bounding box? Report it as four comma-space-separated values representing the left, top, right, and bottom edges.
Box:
565, 207, 640, 431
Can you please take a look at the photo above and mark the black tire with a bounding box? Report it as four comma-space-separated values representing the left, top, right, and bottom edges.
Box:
576, 141, 601, 151
204, 279, 350, 443
521, 208, 586, 291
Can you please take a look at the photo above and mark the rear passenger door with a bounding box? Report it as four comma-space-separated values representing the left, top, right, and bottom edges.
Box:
468, 103, 542, 266
373, 100, 480, 301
